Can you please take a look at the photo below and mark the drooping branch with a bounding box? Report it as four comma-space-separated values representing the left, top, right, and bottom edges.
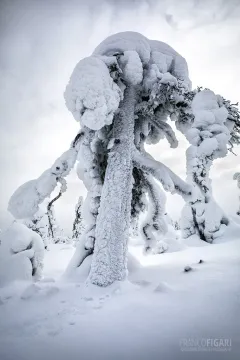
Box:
149, 116, 178, 148
132, 148, 192, 198
8, 131, 84, 219
221, 97, 240, 149
141, 172, 167, 252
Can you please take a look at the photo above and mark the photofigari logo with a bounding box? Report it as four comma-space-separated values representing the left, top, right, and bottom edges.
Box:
179, 338, 232, 352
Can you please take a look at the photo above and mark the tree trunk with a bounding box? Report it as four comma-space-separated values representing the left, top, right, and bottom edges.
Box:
88, 86, 136, 286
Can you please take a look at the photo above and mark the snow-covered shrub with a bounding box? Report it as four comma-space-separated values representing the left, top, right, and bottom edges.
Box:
0, 222, 44, 287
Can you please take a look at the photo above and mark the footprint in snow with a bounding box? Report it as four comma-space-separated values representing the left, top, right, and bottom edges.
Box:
21, 284, 59, 300
131, 279, 151, 287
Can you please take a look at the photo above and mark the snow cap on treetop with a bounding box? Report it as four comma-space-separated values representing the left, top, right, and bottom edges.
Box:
93, 31, 151, 65
64, 31, 191, 131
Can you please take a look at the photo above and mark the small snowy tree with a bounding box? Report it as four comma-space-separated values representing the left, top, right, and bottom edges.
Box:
174, 220, 180, 231
47, 179, 67, 243
22, 179, 68, 245
233, 172, 240, 216
8, 32, 201, 286
23, 208, 49, 249
72, 196, 85, 245
181, 90, 240, 242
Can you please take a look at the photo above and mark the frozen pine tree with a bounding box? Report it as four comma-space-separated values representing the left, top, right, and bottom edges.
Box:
181, 90, 240, 242
233, 172, 240, 216
72, 196, 85, 244
9, 31, 209, 286
174, 220, 180, 231
47, 179, 69, 244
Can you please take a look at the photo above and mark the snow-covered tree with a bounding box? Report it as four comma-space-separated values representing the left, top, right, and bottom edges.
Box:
173, 220, 180, 231
72, 196, 85, 245
47, 179, 68, 244
8, 32, 208, 286
233, 172, 240, 216
181, 90, 240, 242
22, 179, 68, 246
23, 208, 49, 249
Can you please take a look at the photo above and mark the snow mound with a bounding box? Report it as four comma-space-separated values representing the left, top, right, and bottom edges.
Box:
63, 252, 140, 284
0, 222, 44, 287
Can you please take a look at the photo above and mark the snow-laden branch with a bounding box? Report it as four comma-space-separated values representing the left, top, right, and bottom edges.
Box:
132, 149, 192, 198
149, 117, 178, 148
8, 131, 84, 219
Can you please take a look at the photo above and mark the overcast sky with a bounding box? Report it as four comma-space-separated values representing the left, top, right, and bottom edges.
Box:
0, 0, 240, 234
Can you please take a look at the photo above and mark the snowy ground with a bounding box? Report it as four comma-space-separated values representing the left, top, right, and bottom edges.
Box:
0, 224, 240, 360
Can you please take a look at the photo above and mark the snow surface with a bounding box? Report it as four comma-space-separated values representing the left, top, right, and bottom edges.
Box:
0, 223, 239, 360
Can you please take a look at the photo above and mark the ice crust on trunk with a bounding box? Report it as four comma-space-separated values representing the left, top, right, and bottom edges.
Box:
89, 86, 137, 286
